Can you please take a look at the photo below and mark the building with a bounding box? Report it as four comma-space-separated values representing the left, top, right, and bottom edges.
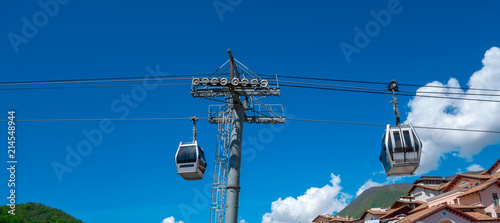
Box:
312, 157, 500, 223
398, 204, 497, 223
312, 214, 357, 223
378, 206, 413, 223
408, 176, 450, 201
312, 215, 334, 223
355, 208, 390, 223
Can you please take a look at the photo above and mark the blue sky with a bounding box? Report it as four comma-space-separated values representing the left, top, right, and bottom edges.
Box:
1, 1, 500, 222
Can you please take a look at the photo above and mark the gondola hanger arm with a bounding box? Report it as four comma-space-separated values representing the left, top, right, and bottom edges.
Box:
190, 116, 199, 143
387, 80, 401, 126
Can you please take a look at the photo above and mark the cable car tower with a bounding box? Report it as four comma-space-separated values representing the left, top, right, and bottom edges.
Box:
191, 50, 285, 223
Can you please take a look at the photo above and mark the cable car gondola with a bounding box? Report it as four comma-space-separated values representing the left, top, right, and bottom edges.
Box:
174, 117, 207, 180
380, 123, 422, 176
379, 80, 423, 177
175, 141, 207, 180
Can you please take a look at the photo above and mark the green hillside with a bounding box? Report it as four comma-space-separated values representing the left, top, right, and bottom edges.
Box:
0, 202, 83, 223
337, 183, 412, 219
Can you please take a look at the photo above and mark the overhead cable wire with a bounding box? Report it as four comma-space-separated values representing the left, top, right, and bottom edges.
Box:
273, 80, 500, 97
3, 73, 500, 93
398, 82, 500, 92
398, 90, 500, 97
272, 80, 500, 97
280, 84, 500, 103
0, 77, 192, 86
0, 117, 208, 122
277, 80, 389, 92
287, 118, 500, 134
3, 116, 500, 134
260, 74, 387, 86
0, 74, 206, 86
0, 83, 190, 91
3, 74, 500, 102
262, 74, 500, 93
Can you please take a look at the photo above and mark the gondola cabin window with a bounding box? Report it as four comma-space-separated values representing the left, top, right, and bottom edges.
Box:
403, 131, 412, 149
394, 131, 402, 150
177, 146, 196, 163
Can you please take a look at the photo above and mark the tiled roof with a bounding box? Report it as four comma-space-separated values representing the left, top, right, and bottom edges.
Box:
492, 171, 500, 179
379, 206, 412, 220
399, 205, 441, 223
481, 158, 500, 175
437, 181, 451, 190
358, 208, 390, 220
408, 182, 450, 195
464, 212, 495, 220
390, 200, 424, 209
448, 204, 485, 210
460, 174, 492, 179
328, 218, 358, 222
414, 184, 441, 190
408, 203, 427, 214
458, 179, 500, 198
399, 204, 476, 223
366, 210, 387, 215
443, 174, 492, 192
312, 215, 332, 222
313, 215, 357, 222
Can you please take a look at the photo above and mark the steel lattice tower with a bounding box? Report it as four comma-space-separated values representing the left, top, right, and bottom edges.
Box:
210, 108, 231, 223
191, 50, 285, 223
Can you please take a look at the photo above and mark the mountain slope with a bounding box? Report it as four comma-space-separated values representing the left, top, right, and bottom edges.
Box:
337, 183, 412, 219
0, 202, 83, 223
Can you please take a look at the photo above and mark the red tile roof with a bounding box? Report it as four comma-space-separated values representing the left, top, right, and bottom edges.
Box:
408, 203, 427, 214
390, 200, 424, 209
458, 179, 500, 198
460, 174, 492, 179
379, 206, 412, 220
365, 210, 387, 215
442, 174, 492, 193
399, 204, 479, 223
482, 158, 500, 175
408, 182, 450, 195
358, 209, 389, 220
448, 204, 485, 210
492, 171, 500, 179
328, 217, 357, 223
312, 215, 332, 222
464, 211, 495, 221
438, 181, 451, 190
415, 184, 441, 190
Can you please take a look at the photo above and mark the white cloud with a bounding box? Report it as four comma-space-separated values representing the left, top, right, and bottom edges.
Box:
240, 220, 247, 223
356, 179, 385, 197
163, 216, 184, 223
406, 46, 500, 175
372, 170, 386, 176
466, 164, 485, 172
261, 173, 351, 223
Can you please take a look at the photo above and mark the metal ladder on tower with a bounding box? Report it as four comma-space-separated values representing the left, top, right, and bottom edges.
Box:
210, 108, 231, 223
